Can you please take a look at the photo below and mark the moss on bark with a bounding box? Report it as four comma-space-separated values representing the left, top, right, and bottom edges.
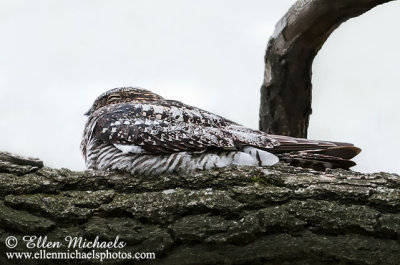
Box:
0, 151, 399, 264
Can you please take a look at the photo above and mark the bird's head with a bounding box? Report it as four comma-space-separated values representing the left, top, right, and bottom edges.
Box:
84, 87, 164, 116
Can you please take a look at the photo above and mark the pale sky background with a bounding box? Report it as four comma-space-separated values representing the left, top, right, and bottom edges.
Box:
0, 0, 399, 174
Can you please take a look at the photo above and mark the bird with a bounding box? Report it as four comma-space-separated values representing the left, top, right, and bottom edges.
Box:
81, 87, 361, 175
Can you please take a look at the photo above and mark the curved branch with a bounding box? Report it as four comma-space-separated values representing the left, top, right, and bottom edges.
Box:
259, 0, 394, 138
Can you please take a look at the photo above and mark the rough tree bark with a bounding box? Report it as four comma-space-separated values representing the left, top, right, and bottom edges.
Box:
1, 152, 400, 265
259, 0, 394, 138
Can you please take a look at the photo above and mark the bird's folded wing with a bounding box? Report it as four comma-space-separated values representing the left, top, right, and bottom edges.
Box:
90, 104, 239, 154
268, 134, 361, 159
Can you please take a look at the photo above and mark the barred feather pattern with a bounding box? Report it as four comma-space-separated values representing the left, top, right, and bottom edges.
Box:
81, 87, 361, 175
85, 140, 277, 175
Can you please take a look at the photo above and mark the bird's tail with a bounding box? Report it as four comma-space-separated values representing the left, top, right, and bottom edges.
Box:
226, 125, 361, 171
266, 134, 361, 171
276, 146, 361, 171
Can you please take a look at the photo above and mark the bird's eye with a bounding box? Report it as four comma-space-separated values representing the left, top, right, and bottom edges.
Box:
107, 94, 121, 102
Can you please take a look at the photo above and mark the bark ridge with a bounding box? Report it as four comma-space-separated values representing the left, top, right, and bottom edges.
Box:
1, 152, 400, 264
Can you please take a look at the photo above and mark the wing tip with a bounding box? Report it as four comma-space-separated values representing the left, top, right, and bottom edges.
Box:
309, 146, 361, 160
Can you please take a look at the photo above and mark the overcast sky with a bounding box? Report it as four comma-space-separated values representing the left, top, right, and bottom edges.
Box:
0, 0, 399, 174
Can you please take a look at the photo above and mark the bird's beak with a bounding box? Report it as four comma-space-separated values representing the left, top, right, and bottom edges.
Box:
84, 109, 91, 116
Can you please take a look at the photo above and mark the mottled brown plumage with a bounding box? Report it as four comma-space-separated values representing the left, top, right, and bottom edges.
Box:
81, 87, 361, 175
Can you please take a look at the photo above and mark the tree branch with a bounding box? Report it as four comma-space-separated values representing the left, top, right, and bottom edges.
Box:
259, 0, 394, 137
1, 152, 400, 264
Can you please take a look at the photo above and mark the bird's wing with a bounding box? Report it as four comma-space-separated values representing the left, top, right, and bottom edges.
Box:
266, 134, 361, 159
261, 134, 361, 170
89, 100, 268, 154
87, 99, 361, 167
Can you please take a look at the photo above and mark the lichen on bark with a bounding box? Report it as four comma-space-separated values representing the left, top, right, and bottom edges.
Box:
0, 151, 400, 264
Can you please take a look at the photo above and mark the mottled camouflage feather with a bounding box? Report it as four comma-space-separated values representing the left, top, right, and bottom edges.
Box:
81, 87, 361, 174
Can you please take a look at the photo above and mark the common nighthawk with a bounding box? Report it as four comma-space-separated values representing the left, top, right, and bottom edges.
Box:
81, 87, 361, 175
